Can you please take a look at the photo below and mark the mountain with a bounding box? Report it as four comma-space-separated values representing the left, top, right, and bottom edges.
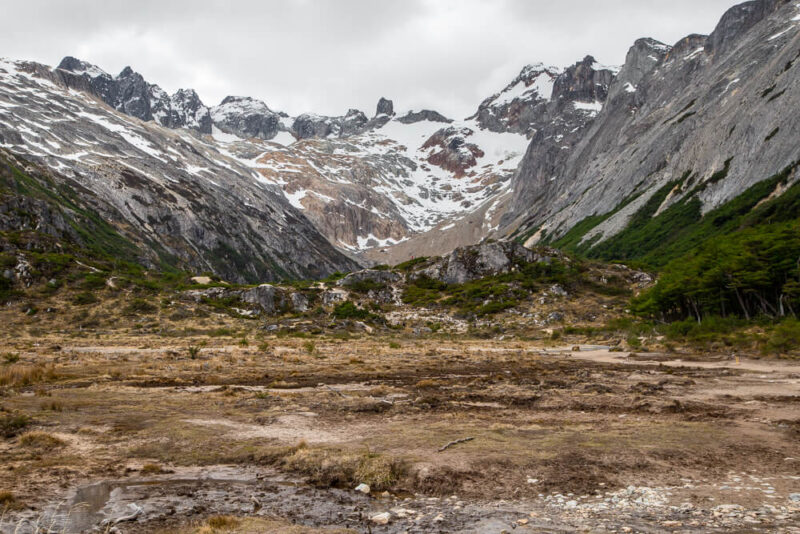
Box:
0, 59, 359, 283
17, 57, 535, 256
1, 0, 798, 280
503, 0, 800, 258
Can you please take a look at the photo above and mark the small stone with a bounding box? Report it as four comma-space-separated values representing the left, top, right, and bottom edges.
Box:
527, 478, 539, 484
433, 514, 445, 522
355, 483, 370, 494
517, 518, 529, 525
370, 512, 391, 525
789, 493, 800, 502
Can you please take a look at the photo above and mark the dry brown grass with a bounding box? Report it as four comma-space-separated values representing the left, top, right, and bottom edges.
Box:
0, 364, 58, 387
184, 517, 357, 534
19, 431, 66, 450
281, 446, 407, 490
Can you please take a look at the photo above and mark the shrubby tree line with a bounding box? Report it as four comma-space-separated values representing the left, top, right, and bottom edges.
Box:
632, 222, 800, 322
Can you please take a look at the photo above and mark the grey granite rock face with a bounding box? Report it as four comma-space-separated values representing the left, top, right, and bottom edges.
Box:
57, 57, 213, 134
502, 0, 800, 247
0, 59, 361, 282
210, 96, 288, 141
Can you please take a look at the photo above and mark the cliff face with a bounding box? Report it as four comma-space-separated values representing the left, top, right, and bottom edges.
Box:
502, 0, 800, 249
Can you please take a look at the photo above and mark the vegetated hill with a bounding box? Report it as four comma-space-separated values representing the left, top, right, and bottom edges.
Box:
505, 0, 800, 254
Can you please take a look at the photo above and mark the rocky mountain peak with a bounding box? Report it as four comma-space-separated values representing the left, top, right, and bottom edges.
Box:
552, 56, 616, 105
707, 0, 784, 57
607, 38, 671, 100
376, 97, 394, 117
57, 56, 108, 78
397, 109, 452, 124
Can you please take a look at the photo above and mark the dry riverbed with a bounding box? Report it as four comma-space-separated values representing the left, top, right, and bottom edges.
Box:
0, 333, 798, 533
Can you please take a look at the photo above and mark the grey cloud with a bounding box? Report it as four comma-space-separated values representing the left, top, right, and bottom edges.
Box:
1, 0, 738, 118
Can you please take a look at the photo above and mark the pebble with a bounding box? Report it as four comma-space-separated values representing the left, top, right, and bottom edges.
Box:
355, 483, 370, 494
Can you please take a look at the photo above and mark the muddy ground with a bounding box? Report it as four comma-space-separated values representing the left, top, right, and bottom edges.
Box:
0, 333, 798, 533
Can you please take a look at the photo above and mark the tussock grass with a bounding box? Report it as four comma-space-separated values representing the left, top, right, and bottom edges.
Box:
280, 445, 406, 491
0, 364, 58, 387
19, 431, 66, 450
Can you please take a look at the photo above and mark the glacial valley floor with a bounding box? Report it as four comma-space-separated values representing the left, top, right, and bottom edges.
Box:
0, 333, 798, 533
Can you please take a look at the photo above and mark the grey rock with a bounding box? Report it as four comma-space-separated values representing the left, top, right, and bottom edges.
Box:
338, 270, 402, 287
210, 96, 286, 141
397, 110, 452, 124
376, 97, 394, 117
322, 290, 348, 305
418, 241, 555, 284
57, 57, 213, 134
502, 0, 800, 252
240, 284, 286, 314
290, 292, 309, 313
0, 62, 361, 283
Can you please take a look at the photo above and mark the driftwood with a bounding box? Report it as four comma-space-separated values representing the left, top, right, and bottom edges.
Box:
437, 437, 474, 452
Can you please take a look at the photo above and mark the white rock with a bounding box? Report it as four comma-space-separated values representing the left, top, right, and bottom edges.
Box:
370, 512, 391, 525
355, 483, 371, 494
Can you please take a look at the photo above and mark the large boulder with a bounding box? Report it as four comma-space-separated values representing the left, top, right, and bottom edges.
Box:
240, 284, 286, 314
418, 242, 555, 284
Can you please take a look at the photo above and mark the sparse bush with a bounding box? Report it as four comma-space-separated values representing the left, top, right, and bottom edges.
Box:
71, 291, 98, 305
2, 353, 19, 364
0, 364, 57, 387
140, 463, 166, 475
281, 446, 406, 491
388, 341, 401, 349
0, 490, 16, 510
188, 346, 201, 360
0, 413, 30, 438
765, 318, 800, 356
122, 298, 157, 316
204, 516, 241, 530
303, 340, 316, 354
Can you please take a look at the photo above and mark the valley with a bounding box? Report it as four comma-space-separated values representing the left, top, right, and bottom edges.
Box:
1, 0, 800, 532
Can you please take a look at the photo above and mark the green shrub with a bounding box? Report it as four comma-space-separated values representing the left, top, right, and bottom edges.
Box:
765, 319, 800, 356
332, 301, 370, 320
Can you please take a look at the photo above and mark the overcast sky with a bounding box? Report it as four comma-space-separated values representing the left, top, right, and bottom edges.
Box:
2, 0, 737, 118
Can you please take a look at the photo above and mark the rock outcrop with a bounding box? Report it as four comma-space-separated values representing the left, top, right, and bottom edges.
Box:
418, 241, 557, 284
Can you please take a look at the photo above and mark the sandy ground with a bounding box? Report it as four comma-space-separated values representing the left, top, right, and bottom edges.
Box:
1, 334, 798, 533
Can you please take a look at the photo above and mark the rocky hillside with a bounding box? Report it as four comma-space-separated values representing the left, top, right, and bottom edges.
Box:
7, 57, 534, 257
504, 0, 800, 252
0, 60, 359, 283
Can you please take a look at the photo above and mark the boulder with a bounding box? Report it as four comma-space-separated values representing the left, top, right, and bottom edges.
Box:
240, 284, 286, 314
290, 292, 309, 313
